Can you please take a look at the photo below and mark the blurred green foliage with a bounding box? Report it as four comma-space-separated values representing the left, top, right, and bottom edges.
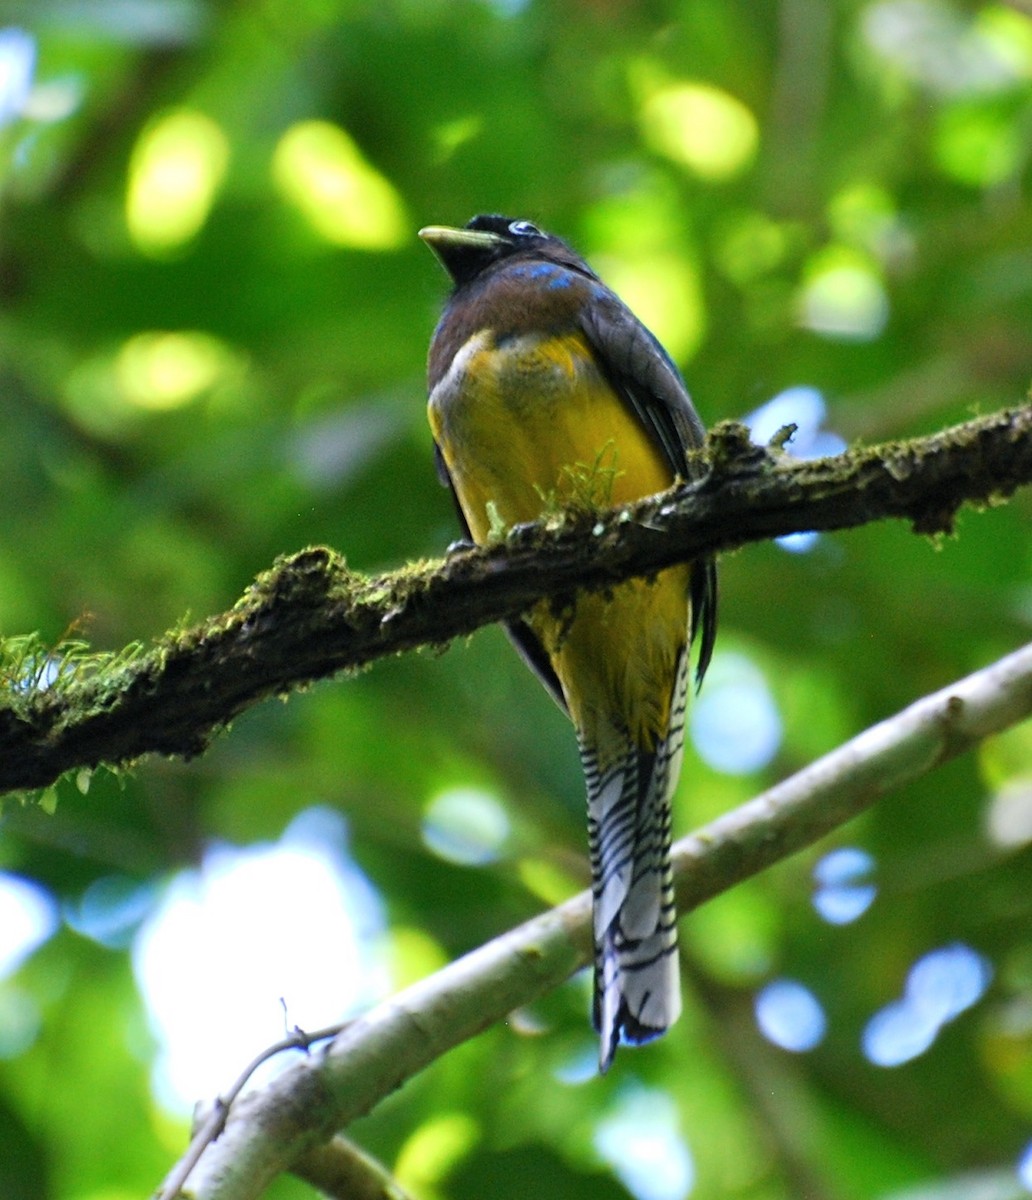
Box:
0, 1, 1030, 1197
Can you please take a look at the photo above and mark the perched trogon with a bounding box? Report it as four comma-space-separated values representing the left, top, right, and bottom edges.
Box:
420, 214, 717, 1071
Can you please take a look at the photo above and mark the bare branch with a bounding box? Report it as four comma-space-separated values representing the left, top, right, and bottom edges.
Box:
2, 404, 1030, 798
155, 641, 1032, 1200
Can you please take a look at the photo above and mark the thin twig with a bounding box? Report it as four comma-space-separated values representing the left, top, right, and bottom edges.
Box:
156, 1023, 347, 1200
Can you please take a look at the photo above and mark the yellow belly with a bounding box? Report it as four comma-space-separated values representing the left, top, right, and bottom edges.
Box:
430, 329, 690, 752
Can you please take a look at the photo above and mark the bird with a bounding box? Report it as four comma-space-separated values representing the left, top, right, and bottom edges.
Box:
419, 214, 717, 1071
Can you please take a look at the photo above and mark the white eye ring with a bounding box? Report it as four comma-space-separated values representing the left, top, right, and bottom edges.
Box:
508, 220, 541, 237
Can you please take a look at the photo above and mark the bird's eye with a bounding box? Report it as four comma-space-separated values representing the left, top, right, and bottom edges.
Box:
508, 220, 541, 237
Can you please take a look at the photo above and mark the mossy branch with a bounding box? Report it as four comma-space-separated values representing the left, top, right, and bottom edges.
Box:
1, 402, 1029, 799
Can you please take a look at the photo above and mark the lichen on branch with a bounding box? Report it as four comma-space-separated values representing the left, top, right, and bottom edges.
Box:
1, 402, 1029, 799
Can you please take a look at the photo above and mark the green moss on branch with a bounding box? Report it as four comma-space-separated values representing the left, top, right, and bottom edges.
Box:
1, 402, 1029, 799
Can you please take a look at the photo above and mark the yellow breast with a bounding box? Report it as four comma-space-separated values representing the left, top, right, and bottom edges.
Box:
430, 330, 672, 535
429, 328, 690, 753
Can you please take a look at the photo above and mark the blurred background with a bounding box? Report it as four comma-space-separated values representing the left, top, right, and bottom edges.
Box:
0, 1, 1031, 1197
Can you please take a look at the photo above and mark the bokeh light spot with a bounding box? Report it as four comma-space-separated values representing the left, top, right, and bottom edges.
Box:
126, 107, 229, 255
755, 979, 827, 1052
422, 786, 510, 866
863, 0, 1032, 96
517, 856, 577, 907
0, 988, 42, 1059
23, 74, 83, 123
116, 330, 240, 411
863, 998, 940, 1067
812, 847, 877, 925
863, 942, 992, 1067
65, 874, 156, 948
934, 102, 1023, 187
800, 247, 889, 340
828, 182, 894, 243
395, 1113, 479, 1192
0, 26, 35, 128
907, 943, 992, 1025
640, 81, 758, 181
0, 873, 58, 979
595, 1086, 694, 1200
1018, 1139, 1032, 1192
554, 1042, 599, 1086
978, 7, 1032, 82
987, 778, 1032, 849
272, 119, 407, 249
777, 531, 821, 554
386, 925, 449, 991
432, 114, 483, 161
690, 651, 782, 775
714, 209, 790, 284
132, 808, 386, 1111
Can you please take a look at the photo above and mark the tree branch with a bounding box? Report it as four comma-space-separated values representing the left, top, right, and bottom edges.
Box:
155, 641, 1032, 1200
290, 1135, 417, 1200
2, 403, 1029, 798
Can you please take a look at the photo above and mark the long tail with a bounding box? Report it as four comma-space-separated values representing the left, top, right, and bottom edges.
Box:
583, 648, 689, 1072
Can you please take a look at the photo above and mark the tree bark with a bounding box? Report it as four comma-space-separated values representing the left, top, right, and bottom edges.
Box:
1, 403, 1029, 798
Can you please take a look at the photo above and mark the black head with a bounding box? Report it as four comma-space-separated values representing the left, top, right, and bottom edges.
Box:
419, 214, 588, 287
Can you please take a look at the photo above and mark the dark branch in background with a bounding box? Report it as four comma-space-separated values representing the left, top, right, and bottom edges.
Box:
0, 403, 1029, 797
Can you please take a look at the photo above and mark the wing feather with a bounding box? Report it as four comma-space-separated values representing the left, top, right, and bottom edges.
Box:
432, 438, 568, 711
580, 293, 717, 687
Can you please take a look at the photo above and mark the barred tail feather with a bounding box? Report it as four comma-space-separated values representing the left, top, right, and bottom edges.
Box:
584, 647, 690, 1072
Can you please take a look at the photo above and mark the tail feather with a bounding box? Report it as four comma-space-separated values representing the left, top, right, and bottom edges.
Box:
584, 647, 689, 1072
